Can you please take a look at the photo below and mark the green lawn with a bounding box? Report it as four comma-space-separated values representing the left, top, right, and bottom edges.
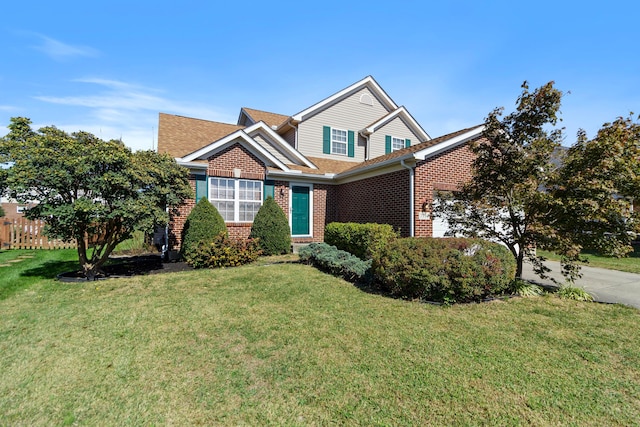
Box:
538, 246, 640, 274
1, 251, 640, 425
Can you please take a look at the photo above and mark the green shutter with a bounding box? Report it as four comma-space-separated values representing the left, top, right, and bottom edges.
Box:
405, 138, 411, 148
385, 135, 391, 154
348, 130, 355, 158
194, 174, 207, 201
264, 180, 275, 201
323, 126, 331, 154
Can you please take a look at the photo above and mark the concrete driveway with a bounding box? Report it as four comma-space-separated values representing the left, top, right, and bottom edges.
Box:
522, 261, 640, 309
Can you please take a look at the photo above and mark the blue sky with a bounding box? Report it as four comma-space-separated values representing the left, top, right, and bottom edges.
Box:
1, 0, 638, 151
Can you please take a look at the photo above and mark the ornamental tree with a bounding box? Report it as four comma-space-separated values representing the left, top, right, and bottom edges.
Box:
433, 81, 564, 280
1, 117, 192, 279
249, 196, 291, 255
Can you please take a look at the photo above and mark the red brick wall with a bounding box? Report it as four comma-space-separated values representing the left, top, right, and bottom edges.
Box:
336, 169, 411, 237
414, 140, 477, 237
169, 142, 268, 251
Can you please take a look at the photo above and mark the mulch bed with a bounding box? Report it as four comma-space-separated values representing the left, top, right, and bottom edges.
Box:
57, 254, 193, 282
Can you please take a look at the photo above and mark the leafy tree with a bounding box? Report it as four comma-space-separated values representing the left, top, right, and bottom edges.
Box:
0, 205, 5, 217
249, 196, 291, 255
181, 197, 227, 263
433, 81, 564, 280
1, 117, 192, 280
550, 115, 640, 259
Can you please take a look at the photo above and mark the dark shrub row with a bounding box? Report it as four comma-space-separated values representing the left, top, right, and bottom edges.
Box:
372, 237, 516, 303
187, 232, 262, 268
299, 242, 372, 282
324, 222, 398, 260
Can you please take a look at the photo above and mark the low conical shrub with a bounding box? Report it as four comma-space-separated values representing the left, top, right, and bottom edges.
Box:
181, 197, 227, 262
249, 196, 291, 255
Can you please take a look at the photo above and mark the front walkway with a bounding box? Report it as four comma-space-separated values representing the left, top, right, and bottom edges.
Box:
522, 261, 640, 309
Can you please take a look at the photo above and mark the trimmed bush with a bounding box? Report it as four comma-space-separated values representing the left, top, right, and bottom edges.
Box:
249, 196, 291, 255
187, 232, 262, 268
324, 222, 398, 260
372, 237, 516, 303
299, 242, 372, 282
181, 197, 227, 263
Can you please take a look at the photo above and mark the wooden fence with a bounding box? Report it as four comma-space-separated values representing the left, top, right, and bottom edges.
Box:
0, 218, 77, 250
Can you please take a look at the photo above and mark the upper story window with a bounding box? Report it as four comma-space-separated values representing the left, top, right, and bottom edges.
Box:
331, 128, 348, 155
392, 137, 405, 152
210, 178, 262, 222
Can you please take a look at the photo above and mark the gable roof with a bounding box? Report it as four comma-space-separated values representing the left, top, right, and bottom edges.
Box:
288, 76, 398, 124
239, 107, 290, 128
362, 106, 431, 142
158, 113, 244, 158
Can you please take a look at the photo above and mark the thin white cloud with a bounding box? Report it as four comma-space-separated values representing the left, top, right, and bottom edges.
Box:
34, 78, 234, 151
32, 34, 99, 61
0, 105, 18, 112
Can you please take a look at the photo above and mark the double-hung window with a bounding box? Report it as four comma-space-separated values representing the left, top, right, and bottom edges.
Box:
210, 178, 262, 222
331, 128, 348, 155
392, 137, 405, 152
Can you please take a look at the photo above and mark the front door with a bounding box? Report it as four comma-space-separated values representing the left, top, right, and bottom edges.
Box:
291, 185, 310, 236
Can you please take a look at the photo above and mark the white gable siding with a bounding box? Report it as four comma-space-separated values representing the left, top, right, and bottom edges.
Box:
251, 133, 292, 165
369, 117, 423, 160
296, 87, 391, 161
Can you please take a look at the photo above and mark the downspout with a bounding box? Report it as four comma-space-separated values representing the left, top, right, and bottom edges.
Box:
400, 159, 414, 237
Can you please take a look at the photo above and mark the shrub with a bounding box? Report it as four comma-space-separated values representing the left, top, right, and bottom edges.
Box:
299, 242, 372, 282
187, 232, 262, 268
372, 237, 516, 303
509, 278, 544, 297
249, 196, 291, 255
557, 285, 594, 302
324, 222, 398, 260
181, 197, 227, 262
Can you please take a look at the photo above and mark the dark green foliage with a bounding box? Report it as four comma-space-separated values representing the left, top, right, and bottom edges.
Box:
182, 198, 227, 263
0, 205, 4, 217
372, 237, 516, 303
249, 196, 291, 255
299, 242, 372, 282
186, 232, 261, 268
324, 222, 398, 260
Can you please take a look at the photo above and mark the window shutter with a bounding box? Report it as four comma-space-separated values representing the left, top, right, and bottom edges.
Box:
348, 130, 355, 158
264, 180, 275, 201
385, 135, 391, 154
405, 138, 411, 148
194, 174, 207, 201
323, 126, 331, 154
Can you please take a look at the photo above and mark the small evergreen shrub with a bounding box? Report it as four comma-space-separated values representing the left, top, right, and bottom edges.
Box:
181, 197, 227, 263
249, 196, 291, 255
299, 242, 372, 282
187, 232, 262, 268
372, 237, 516, 303
324, 222, 398, 260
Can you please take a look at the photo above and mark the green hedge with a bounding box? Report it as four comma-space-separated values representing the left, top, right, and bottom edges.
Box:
324, 222, 398, 260
249, 196, 291, 255
372, 237, 516, 303
181, 197, 227, 263
299, 242, 372, 282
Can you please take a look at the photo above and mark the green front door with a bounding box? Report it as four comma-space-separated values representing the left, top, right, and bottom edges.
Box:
291, 185, 310, 235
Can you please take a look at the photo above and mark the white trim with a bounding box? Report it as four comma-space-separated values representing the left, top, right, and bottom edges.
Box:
361, 106, 431, 142
179, 130, 291, 172
289, 182, 313, 238
391, 136, 405, 152
209, 177, 263, 223
330, 127, 348, 156
244, 121, 317, 169
415, 126, 484, 160
176, 160, 207, 170
291, 76, 398, 122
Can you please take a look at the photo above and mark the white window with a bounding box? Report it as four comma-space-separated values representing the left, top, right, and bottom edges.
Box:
210, 178, 262, 222
331, 128, 348, 155
392, 136, 405, 152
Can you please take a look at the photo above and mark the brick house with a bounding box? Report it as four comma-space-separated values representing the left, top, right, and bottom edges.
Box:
158, 76, 485, 254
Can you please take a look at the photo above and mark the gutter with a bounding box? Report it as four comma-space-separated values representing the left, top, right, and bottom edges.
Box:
400, 159, 415, 237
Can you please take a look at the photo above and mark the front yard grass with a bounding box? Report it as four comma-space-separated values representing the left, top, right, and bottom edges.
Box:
538, 246, 640, 274
1, 253, 639, 425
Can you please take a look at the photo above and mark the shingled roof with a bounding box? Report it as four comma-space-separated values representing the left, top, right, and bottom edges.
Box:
241, 108, 290, 128
158, 113, 244, 158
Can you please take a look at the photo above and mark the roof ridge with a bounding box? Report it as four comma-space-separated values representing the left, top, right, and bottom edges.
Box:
159, 112, 241, 128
